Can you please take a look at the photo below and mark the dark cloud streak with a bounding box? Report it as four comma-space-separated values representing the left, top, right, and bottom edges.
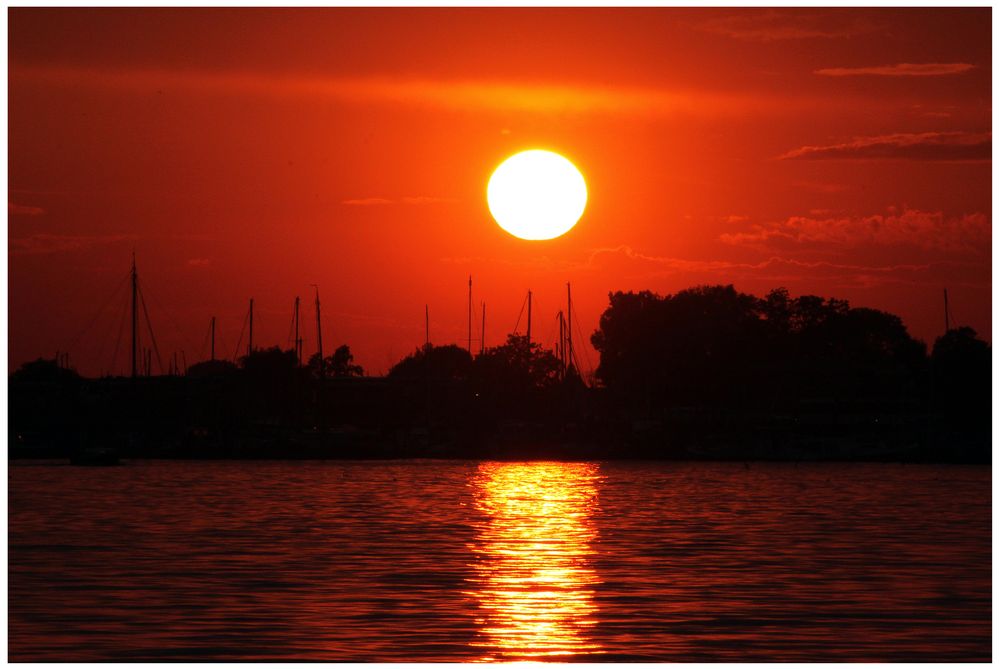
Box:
816, 63, 975, 77
780, 132, 991, 161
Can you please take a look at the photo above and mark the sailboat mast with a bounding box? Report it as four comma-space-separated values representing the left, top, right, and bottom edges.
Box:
131, 253, 138, 379
210, 316, 216, 362
467, 275, 473, 353
481, 302, 486, 355
425, 304, 430, 348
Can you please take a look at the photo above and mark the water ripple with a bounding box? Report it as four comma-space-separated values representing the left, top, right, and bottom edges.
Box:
9, 459, 991, 661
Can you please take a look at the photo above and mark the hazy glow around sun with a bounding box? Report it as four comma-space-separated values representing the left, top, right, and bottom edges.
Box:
487, 150, 587, 241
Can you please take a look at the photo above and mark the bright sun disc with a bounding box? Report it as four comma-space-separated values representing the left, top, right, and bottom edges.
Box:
487, 150, 587, 241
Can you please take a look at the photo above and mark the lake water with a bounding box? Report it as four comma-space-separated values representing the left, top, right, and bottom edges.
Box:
9, 460, 991, 661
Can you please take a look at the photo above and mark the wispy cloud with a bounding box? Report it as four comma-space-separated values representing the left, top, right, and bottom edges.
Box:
441, 242, 984, 291
589, 244, 932, 275
8, 202, 45, 217
10, 63, 836, 119
400, 196, 458, 205
779, 131, 991, 161
9, 233, 136, 255
584, 245, 985, 290
698, 11, 876, 42
816, 62, 975, 77
342, 197, 392, 206
187, 258, 211, 267
720, 209, 990, 253
343, 195, 456, 206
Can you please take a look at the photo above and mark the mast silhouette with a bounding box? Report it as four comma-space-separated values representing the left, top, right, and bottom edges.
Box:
425, 304, 430, 348
481, 302, 486, 355
467, 275, 473, 354
131, 253, 138, 379
210, 316, 216, 362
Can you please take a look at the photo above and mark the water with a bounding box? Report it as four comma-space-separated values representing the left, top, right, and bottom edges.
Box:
9, 460, 991, 661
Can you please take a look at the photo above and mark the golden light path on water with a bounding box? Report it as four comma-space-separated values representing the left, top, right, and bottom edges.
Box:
466, 462, 604, 662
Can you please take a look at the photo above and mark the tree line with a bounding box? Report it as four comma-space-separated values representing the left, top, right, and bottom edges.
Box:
9, 284, 990, 461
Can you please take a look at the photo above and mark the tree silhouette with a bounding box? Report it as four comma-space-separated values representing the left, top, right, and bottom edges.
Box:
11, 357, 81, 385
472, 334, 562, 391
186, 359, 238, 378
592, 285, 927, 410
931, 326, 990, 420
388, 344, 473, 381
311, 345, 364, 378
308, 345, 364, 378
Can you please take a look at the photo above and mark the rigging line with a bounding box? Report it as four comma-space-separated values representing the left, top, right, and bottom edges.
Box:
529, 294, 545, 345
213, 319, 228, 360
512, 291, 529, 334
138, 283, 165, 375
198, 318, 211, 362
232, 308, 249, 362
286, 306, 296, 350
92, 283, 128, 374
61, 268, 131, 355
138, 276, 201, 357
570, 305, 594, 382
541, 309, 558, 350
108, 286, 130, 376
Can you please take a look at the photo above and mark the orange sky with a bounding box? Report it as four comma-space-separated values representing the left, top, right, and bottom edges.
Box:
8, 8, 992, 377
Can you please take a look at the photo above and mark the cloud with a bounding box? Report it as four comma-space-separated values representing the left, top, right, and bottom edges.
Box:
443, 242, 987, 291
590, 245, 931, 275
698, 11, 876, 41
343, 195, 456, 206
584, 245, 987, 290
719, 209, 990, 253
342, 197, 392, 206
187, 258, 211, 267
816, 63, 974, 77
9, 202, 45, 217
10, 63, 837, 119
779, 131, 991, 161
400, 196, 458, 205
9, 233, 135, 255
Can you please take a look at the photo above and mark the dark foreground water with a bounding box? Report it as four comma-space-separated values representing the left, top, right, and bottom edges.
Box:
9, 460, 991, 662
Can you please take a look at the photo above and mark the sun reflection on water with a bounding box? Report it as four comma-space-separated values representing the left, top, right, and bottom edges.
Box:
467, 462, 603, 662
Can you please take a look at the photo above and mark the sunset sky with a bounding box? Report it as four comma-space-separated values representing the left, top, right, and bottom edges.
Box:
8, 7, 992, 377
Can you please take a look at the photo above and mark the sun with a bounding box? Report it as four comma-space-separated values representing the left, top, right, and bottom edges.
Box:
487, 150, 587, 241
